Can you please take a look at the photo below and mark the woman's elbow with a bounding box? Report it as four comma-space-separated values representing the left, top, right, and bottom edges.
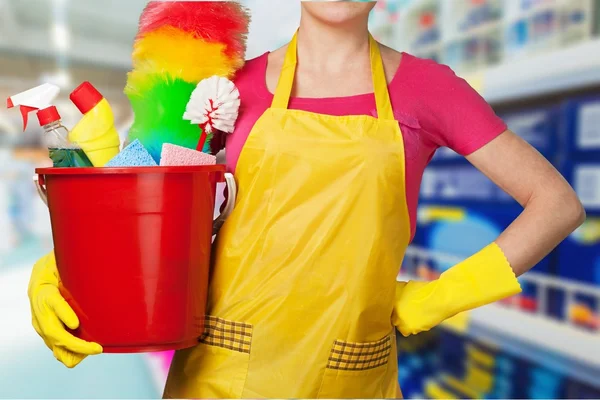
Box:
574, 201, 587, 228
561, 189, 587, 231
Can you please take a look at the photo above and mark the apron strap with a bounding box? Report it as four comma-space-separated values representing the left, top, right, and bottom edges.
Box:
271, 32, 299, 110
369, 35, 395, 121
271, 31, 395, 121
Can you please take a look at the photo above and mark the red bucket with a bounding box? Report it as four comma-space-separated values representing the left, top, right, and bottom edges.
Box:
34, 166, 236, 353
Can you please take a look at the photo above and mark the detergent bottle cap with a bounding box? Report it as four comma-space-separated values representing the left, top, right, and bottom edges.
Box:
70, 81, 103, 114
37, 106, 61, 126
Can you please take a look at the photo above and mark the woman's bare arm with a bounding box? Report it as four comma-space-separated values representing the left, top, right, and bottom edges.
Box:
466, 130, 586, 276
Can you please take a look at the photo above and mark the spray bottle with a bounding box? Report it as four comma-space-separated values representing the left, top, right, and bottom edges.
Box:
7, 84, 92, 167
69, 82, 121, 167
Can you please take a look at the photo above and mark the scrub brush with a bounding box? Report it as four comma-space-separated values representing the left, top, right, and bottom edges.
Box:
183, 76, 241, 151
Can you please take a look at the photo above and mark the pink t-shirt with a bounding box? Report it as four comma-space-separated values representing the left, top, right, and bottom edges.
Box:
226, 52, 507, 241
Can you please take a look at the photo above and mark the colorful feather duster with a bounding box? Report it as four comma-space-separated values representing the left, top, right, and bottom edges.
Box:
125, 1, 250, 163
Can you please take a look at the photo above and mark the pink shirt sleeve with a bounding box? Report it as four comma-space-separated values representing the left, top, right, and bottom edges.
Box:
405, 57, 507, 156
226, 55, 272, 173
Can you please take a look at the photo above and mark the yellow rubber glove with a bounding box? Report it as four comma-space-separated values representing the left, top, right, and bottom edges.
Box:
393, 243, 522, 337
28, 252, 103, 368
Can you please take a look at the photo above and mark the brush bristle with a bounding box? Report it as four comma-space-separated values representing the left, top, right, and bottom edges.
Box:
132, 26, 241, 82
127, 75, 203, 163
137, 1, 250, 60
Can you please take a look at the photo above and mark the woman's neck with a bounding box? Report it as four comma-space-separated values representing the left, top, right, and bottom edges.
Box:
297, 12, 370, 73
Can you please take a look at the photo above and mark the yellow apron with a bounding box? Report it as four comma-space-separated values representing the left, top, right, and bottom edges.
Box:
164, 32, 411, 399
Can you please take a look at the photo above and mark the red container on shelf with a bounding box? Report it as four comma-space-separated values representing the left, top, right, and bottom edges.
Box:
35, 166, 236, 353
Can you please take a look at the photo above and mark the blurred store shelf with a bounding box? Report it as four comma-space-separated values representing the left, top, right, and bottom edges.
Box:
0, 31, 132, 70
467, 302, 600, 388
469, 37, 600, 104
0, 0, 145, 70
400, 246, 600, 388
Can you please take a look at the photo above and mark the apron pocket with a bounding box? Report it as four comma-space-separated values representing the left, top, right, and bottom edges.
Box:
317, 333, 393, 399
200, 315, 253, 354
164, 316, 253, 399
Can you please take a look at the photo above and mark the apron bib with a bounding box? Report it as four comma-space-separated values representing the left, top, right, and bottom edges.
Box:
165, 33, 411, 399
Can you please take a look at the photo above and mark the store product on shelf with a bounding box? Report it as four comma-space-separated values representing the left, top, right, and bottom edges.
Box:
404, 0, 594, 71
569, 295, 599, 330
505, 18, 530, 59
397, 330, 440, 399
530, 7, 560, 52
457, 0, 503, 33
425, 329, 589, 400
6, 84, 92, 168
555, 215, 600, 329
560, 157, 600, 214
560, 95, 600, 156
561, 0, 594, 45
412, 6, 441, 50
69, 82, 121, 167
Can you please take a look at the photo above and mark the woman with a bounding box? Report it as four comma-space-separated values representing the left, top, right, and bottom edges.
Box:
29, 2, 585, 398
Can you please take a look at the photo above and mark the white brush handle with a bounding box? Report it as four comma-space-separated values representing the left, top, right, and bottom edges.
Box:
213, 172, 237, 235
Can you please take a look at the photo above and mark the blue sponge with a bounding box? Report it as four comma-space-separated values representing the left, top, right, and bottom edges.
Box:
105, 139, 157, 167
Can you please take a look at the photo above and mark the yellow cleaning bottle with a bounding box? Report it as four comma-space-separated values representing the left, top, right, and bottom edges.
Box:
69, 82, 120, 167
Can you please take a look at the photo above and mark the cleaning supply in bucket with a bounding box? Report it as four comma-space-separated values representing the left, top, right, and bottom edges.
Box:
41, 113, 93, 167
105, 139, 157, 167
7, 84, 92, 168
160, 143, 217, 166
125, 1, 249, 161
69, 82, 121, 167
183, 76, 241, 151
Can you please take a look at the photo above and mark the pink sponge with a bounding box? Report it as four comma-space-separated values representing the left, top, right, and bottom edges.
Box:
160, 143, 217, 166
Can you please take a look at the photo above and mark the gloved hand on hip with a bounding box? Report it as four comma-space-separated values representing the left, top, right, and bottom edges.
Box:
28, 251, 103, 368
393, 243, 522, 337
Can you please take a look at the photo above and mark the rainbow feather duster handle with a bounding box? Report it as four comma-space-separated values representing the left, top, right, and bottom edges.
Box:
125, 1, 250, 163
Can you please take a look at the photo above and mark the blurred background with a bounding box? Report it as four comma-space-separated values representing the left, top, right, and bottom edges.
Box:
0, 0, 599, 398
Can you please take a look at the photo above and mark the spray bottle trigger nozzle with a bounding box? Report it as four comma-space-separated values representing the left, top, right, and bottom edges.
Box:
19, 105, 39, 131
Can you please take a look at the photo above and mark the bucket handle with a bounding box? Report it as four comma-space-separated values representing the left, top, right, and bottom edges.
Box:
34, 175, 48, 206
213, 172, 237, 235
